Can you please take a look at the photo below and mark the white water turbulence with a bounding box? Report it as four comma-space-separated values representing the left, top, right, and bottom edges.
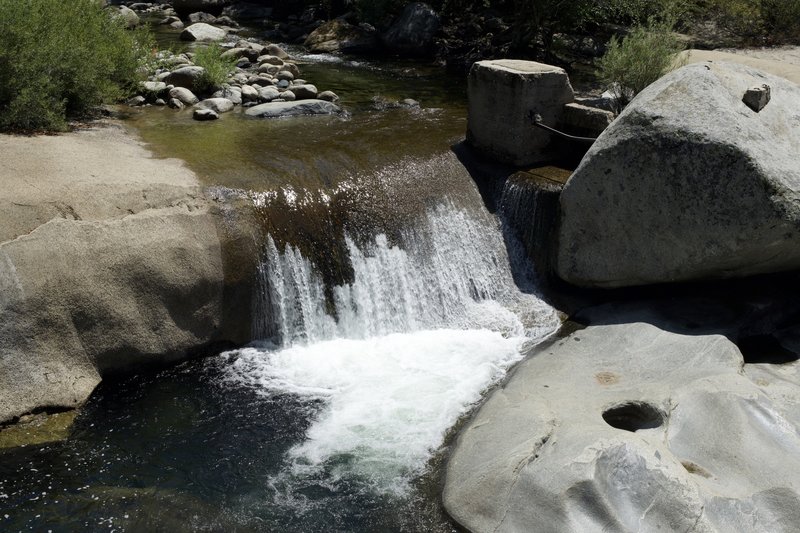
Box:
222, 199, 560, 495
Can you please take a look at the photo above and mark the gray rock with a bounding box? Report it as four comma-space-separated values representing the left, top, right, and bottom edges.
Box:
127, 95, 146, 106
168, 86, 200, 105
275, 70, 294, 82
169, 20, 185, 29
282, 62, 300, 78
212, 87, 241, 105
111, 5, 140, 29
276, 79, 290, 89
0, 126, 257, 424
467, 60, 574, 166
559, 102, 615, 138
257, 55, 284, 66
291, 84, 317, 100
257, 86, 280, 102
196, 97, 234, 113
245, 99, 340, 118
258, 64, 280, 76
317, 90, 339, 103
139, 81, 167, 96
743, 83, 771, 112
444, 313, 800, 533
557, 62, 800, 288
266, 44, 289, 60
188, 11, 217, 24
180, 22, 227, 42
154, 98, 166, 106
193, 108, 219, 120
280, 90, 296, 102
221, 47, 259, 62
304, 19, 378, 54
164, 67, 206, 92
381, 2, 439, 56
159, 15, 181, 25
167, 98, 184, 109
240, 84, 259, 102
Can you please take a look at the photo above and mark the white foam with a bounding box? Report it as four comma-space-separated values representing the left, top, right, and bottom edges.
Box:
224, 328, 527, 493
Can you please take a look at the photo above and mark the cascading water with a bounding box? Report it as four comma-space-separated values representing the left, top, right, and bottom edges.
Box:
220, 156, 561, 505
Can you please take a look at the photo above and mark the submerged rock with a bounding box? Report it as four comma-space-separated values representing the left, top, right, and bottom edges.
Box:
444, 309, 800, 532
558, 62, 800, 288
196, 97, 234, 113
244, 99, 340, 118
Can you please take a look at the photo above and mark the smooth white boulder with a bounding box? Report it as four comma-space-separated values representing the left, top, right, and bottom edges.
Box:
444, 311, 800, 532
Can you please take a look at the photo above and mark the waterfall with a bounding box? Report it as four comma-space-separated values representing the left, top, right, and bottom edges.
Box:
222, 154, 561, 497
253, 201, 556, 346
498, 171, 565, 280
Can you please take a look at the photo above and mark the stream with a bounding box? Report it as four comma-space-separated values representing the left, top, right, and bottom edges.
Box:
0, 31, 563, 532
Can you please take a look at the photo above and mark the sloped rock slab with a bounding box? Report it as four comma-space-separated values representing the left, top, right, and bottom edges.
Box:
444, 315, 800, 532
244, 99, 340, 118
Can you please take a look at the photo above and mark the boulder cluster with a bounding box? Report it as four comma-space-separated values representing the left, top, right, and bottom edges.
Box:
120, 3, 341, 120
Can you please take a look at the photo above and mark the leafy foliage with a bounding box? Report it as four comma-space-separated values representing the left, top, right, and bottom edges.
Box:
708, 0, 800, 42
0, 0, 153, 132
190, 44, 237, 94
598, 20, 685, 111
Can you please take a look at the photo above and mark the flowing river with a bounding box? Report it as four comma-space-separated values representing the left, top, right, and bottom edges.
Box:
0, 43, 562, 531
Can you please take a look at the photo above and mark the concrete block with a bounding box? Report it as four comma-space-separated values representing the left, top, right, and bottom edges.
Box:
467, 60, 574, 166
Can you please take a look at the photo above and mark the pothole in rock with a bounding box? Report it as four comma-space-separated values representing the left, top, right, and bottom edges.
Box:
737, 334, 800, 365
602, 401, 665, 432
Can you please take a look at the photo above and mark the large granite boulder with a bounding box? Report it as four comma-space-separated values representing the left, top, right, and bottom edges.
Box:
444, 308, 800, 532
303, 19, 378, 54
558, 62, 800, 288
467, 60, 574, 166
245, 99, 340, 118
180, 22, 227, 42
0, 126, 257, 425
381, 2, 440, 56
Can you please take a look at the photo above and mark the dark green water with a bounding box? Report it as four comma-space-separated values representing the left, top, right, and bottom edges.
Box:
0, 358, 456, 532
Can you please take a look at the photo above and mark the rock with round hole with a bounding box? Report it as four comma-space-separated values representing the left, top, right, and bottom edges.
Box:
444, 311, 800, 532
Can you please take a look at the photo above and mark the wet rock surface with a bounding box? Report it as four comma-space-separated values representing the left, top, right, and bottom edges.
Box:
444, 302, 800, 533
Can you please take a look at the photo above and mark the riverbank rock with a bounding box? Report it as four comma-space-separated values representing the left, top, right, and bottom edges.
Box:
0, 125, 256, 425
181, 22, 227, 42
165, 66, 206, 92
244, 99, 340, 118
557, 62, 800, 288
304, 19, 378, 54
444, 309, 800, 532
381, 2, 440, 56
467, 60, 574, 166
197, 97, 234, 113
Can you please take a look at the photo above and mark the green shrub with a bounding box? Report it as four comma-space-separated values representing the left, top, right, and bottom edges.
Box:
598, 20, 685, 111
705, 0, 800, 42
0, 0, 153, 132
190, 44, 237, 95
